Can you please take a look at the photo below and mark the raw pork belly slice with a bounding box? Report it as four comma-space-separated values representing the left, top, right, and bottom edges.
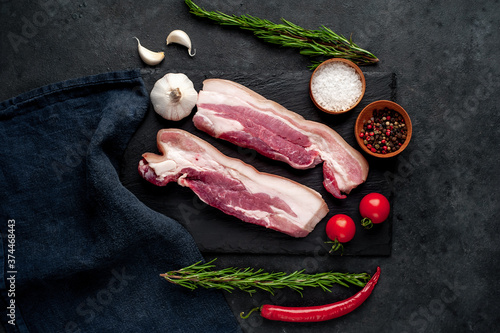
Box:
193, 79, 369, 199
138, 129, 328, 238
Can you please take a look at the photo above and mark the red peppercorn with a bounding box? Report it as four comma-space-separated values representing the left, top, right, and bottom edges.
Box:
381, 139, 386, 144
370, 132, 374, 136
359, 132, 364, 138
371, 147, 377, 153
367, 124, 372, 129
386, 131, 391, 136
387, 116, 391, 120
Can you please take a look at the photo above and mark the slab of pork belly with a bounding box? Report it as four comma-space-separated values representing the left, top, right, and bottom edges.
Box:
138, 129, 329, 238
193, 79, 369, 199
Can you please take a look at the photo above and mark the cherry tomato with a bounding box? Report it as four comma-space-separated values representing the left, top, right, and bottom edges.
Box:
359, 193, 390, 229
325, 214, 356, 254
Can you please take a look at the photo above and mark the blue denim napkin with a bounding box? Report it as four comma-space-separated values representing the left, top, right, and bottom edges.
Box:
0, 70, 241, 333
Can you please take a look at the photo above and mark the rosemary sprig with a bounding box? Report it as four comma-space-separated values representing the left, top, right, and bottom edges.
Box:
185, 0, 379, 68
160, 259, 371, 296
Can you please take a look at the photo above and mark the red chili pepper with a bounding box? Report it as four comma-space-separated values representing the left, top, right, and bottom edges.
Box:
241, 267, 381, 323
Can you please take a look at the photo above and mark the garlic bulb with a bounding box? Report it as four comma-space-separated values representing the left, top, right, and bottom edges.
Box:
134, 37, 165, 65
150, 73, 198, 121
166, 30, 196, 57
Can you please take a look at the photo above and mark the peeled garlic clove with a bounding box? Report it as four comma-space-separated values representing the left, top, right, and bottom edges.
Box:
150, 73, 198, 121
166, 30, 196, 57
134, 37, 165, 65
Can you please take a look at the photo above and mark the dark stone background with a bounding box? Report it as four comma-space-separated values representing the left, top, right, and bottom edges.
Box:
1, 0, 499, 332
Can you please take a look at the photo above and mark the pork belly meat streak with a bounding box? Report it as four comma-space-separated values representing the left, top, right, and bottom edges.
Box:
138, 129, 328, 238
193, 79, 369, 199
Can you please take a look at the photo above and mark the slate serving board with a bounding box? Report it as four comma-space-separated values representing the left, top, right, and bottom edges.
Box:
121, 70, 396, 256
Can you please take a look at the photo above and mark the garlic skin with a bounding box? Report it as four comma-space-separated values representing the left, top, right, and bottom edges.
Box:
166, 30, 196, 57
150, 73, 198, 121
134, 37, 165, 65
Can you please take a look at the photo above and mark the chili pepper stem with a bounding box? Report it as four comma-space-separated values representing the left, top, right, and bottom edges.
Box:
361, 217, 374, 229
325, 239, 344, 255
240, 306, 261, 319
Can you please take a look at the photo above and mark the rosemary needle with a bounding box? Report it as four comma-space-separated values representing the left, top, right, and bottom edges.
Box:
160, 259, 371, 296
185, 0, 379, 68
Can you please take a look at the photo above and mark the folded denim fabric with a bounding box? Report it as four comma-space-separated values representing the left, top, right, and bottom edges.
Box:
0, 70, 241, 333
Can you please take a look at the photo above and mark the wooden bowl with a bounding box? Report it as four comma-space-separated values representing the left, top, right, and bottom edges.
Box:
355, 100, 412, 158
309, 58, 366, 114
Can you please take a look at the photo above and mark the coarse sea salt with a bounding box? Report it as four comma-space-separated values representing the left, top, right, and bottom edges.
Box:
311, 61, 363, 113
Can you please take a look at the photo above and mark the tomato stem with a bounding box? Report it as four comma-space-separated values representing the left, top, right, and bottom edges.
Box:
361, 217, 374, 229
325, 239, 344, 255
